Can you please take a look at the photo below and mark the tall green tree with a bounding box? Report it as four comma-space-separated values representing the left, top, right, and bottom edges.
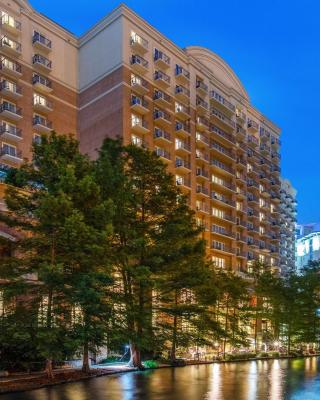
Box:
0, 133, 114, 376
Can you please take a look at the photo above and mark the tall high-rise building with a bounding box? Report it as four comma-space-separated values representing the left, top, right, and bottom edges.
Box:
279, 178, 297, 274
296, 223, 320, 270
0, 1, 282, 274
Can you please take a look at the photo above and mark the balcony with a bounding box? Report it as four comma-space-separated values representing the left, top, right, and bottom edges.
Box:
154, 109, 171, 128
213, 211, 236, 224
175, 121, 191, 137
271, 136, 281, 149
211, 225, 234, 239
211, 159, 235, 176
271, 152, 281, 161
211, 178, 236, 193
236, 187, 246, 199
196, 97, 209, 114
131, 75, 148, 95
175, 102, 190, 120
236, 109, 246, 124
196, 203, 210, 214
154, 49, 170, 69
154, 70, 170, 88
196, 168, 209, 180
196, 185, 209, 197
130, 54, 148, 74
210, 124, 235, 145
130, 96, 149, 115
33, 32, 52, 53
196, 80, 208, 96
176, 176, 191, 189
211, 141, 235, 160
1, 14, 21, 36
175, 64, 190, 84
131, 117, 149, 135
196, 150, 210, 163
260, 144, 271, 155
33, 54, 52, 73
211, 243, 235, 255
0, 102, 22, 121
155, 147, 171, 161
153, 90, 171, 107
247, 194, 259, 204
247, 135, 259, 147
176, 158, 191, 171
260, 127, 271, 141
0, 36, 21, 57
33, 115, 53, 134
32, 74, 53, 94
247, 119, 259, 133
0, 124, 22, 142
211, 192, 236, 208
33, 96, 53, 113
175, 85, 190, 103
196, 133, 210, 148
0, 80, 22, 99
154, 128, 172, 143
210, 107, 235, 131
0, 58, 22, 78
196, 116, 209, 131
131, 135, 148, 149
0, 146, 22, 164
236, 125, 246, 139
210, 90, 235, 115
175, 140, 191, 154
130, 32, 148, 55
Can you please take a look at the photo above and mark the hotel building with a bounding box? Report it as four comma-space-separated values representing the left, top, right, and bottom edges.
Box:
0, 1, 282, 274
279, 178, 297, 274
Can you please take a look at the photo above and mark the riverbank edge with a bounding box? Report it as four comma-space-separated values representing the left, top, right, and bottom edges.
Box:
1, 354, 319, 396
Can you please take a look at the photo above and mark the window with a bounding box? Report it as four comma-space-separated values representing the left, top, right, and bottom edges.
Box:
212, 207, 224, 219
33, 133, 42, 144
212, 256, 225, 269
131, 134, 142, 147
131, 113, 141, 127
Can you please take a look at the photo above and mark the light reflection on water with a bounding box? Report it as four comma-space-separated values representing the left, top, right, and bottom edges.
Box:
2, 358, 320, 400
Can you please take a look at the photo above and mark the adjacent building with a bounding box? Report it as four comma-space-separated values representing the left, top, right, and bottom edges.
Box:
279, 178, 297, 274
0, 1, 283, 274
296, 223, 320, 270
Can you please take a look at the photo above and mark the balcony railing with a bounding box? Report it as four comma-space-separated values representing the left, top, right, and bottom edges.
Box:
33, 32, 52, 49
0, 124, 22, 139
210, 90, 235, 112
0, 58, 22, 75
154, 70, 170, 84
196, 168, 209, 179
0, 146, 22, 159
175, 140, 191, 152
175, 85, 190, 97
211, 243, 234, 254
0, 102, 22, 116
131, 96, 148, 109
33, 115, 53, 129
0, 80, 22, 95
175, 121, 191, 134
211, 178, 236, 192
211, 225, 234, 238
196, 97, 209, 110
211, 141, 235, 159
155, 147, 171, 160
196, 80, 208, 93
210, 124, 235, 144
32, 74, 52, 89
1, 14, 21, 31
33, 54, 52, 70
154, 49, 170, 66
131, 54, 148, 69
154, 90, 171, 104
130, 32, 148, 52
211, 107, 235, 129
154, 128, 171, 142
176, 158, 191, 169
211, 192, 236, 207
197, 116, 210, 128
211, 159, 235, 175
175, 64, 190, 80
247, 119, 259, 131
196, 185, 209, 196
0, 36, 21, 53
154, 109, 171, 123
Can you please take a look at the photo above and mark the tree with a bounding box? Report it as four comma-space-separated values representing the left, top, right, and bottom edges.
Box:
0, 133, 114, 376
95, 140, 209, 368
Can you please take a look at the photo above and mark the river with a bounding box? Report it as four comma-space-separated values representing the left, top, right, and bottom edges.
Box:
2, 358, 320, 399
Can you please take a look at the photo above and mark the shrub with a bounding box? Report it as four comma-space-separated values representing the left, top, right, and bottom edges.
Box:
271, 352, 280, 358
225, 352, 257, 361
143, 360, 159, 369
257, 352, 269, 358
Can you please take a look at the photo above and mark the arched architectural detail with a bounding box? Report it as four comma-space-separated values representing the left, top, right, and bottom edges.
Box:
186, 46, 249, 101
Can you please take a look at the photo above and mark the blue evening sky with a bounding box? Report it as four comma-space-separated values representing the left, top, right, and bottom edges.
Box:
29, 0, 319, 223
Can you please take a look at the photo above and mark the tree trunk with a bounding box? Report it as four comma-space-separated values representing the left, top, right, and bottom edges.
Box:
45, 359, 54, 380
82, 341, 90, 373
287, 324, 291, 355
128, 343, 144, 369
223, 297, 229, 359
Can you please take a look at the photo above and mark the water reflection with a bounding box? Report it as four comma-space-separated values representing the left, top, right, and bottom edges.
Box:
2, 358, 320, 400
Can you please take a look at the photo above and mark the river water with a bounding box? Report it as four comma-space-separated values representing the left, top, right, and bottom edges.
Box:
2, 358, 320, 400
